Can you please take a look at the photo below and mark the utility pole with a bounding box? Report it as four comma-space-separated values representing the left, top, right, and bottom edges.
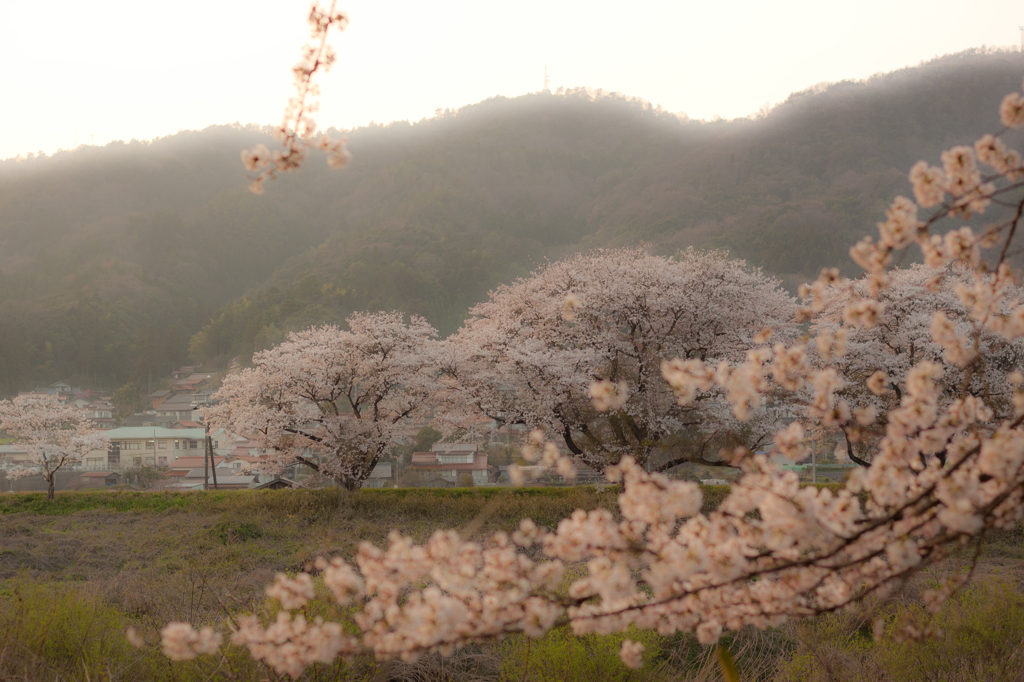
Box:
208, 429, 218, 490
1020, 25, 1023, 53
203, 424, 209, 492
543, 65, 550, 92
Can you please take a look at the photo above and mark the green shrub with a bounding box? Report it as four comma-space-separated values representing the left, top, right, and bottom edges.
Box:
874, 579, 1024, 681
0, 578, 140, 680
212, 520, 263, 544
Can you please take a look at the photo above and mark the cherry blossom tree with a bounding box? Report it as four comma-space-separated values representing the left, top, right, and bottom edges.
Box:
807, 263, 1024, 465
0, 395, 108, 500
207, 312, 439, 490
438, 247, 797, 474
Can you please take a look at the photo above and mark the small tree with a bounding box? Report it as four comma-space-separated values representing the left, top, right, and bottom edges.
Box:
208, 312, 439, 490
0, 395, 108, 500
413, 426, 442, 453
111, 377, 148, 420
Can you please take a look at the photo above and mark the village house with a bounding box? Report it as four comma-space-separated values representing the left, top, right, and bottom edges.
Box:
103, 426, 207, 468
174, 373, 214, 393
121, 412, 178, 428
84, 401, 114, 419
191, 389, 217, 406
165, 455, 225, 470
363, 462, 393, 488
223, 455, 264, 471
2, 443, 111, 473
83, 401, 117, 429
153, 393, 200, 422
158, 455, 226, 482
80, 471, 123, 487
253, 477, 298, 490
210, 428, 268, 457
409, 443, 490, 485
156, 458, 267, 490
0, 444, 30, 469
80, 446, 119, 471
47, 381, 74, 395
17, 390, 68, 404
177, 468, 257, 489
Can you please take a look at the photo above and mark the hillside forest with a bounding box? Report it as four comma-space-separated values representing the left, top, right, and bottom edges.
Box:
1, 48, 1023, 395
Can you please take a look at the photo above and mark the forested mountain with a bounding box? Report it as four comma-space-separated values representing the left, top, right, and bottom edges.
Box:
1, 48, 1022, 393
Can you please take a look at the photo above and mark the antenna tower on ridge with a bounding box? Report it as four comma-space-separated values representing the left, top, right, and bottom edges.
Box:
544, 65, 550, 92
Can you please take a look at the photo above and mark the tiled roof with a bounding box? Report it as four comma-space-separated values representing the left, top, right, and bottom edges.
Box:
184, 467, 239, 479
170, 456, 225, 469
253, 477, 298, 490
159, 394, 198, 409
430, 443, 477, 454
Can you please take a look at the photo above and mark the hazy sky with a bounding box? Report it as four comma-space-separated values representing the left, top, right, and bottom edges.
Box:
1, 0, 1022, 160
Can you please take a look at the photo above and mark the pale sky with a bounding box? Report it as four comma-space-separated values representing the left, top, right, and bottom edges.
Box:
1, 0, 1021, 161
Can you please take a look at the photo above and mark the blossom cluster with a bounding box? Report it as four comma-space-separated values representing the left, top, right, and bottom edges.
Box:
242, 1, 351, 194
231, 613, 357, 679
160, 623, 222, 661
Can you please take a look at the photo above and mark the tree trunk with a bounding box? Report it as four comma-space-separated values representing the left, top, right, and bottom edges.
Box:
46, 474, 55, 501
338, 472, 364, 491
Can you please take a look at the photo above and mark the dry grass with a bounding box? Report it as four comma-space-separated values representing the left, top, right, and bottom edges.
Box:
0, 487, 1021, 680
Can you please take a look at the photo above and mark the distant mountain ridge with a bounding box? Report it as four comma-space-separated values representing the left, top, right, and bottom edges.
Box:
1, 48, 1022, 391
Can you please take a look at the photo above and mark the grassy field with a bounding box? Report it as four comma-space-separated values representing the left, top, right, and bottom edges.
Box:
0, 486, 1022, 681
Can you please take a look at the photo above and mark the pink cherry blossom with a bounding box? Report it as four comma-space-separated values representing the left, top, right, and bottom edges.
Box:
208, 312, 439, 490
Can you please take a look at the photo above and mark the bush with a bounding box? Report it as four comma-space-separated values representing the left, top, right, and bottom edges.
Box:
0, 579, 140, 680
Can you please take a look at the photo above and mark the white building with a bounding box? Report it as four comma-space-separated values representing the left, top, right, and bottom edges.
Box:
103, 426, 207, 468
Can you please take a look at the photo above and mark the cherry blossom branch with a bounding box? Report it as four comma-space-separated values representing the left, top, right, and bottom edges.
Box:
241, 1, 351, 194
